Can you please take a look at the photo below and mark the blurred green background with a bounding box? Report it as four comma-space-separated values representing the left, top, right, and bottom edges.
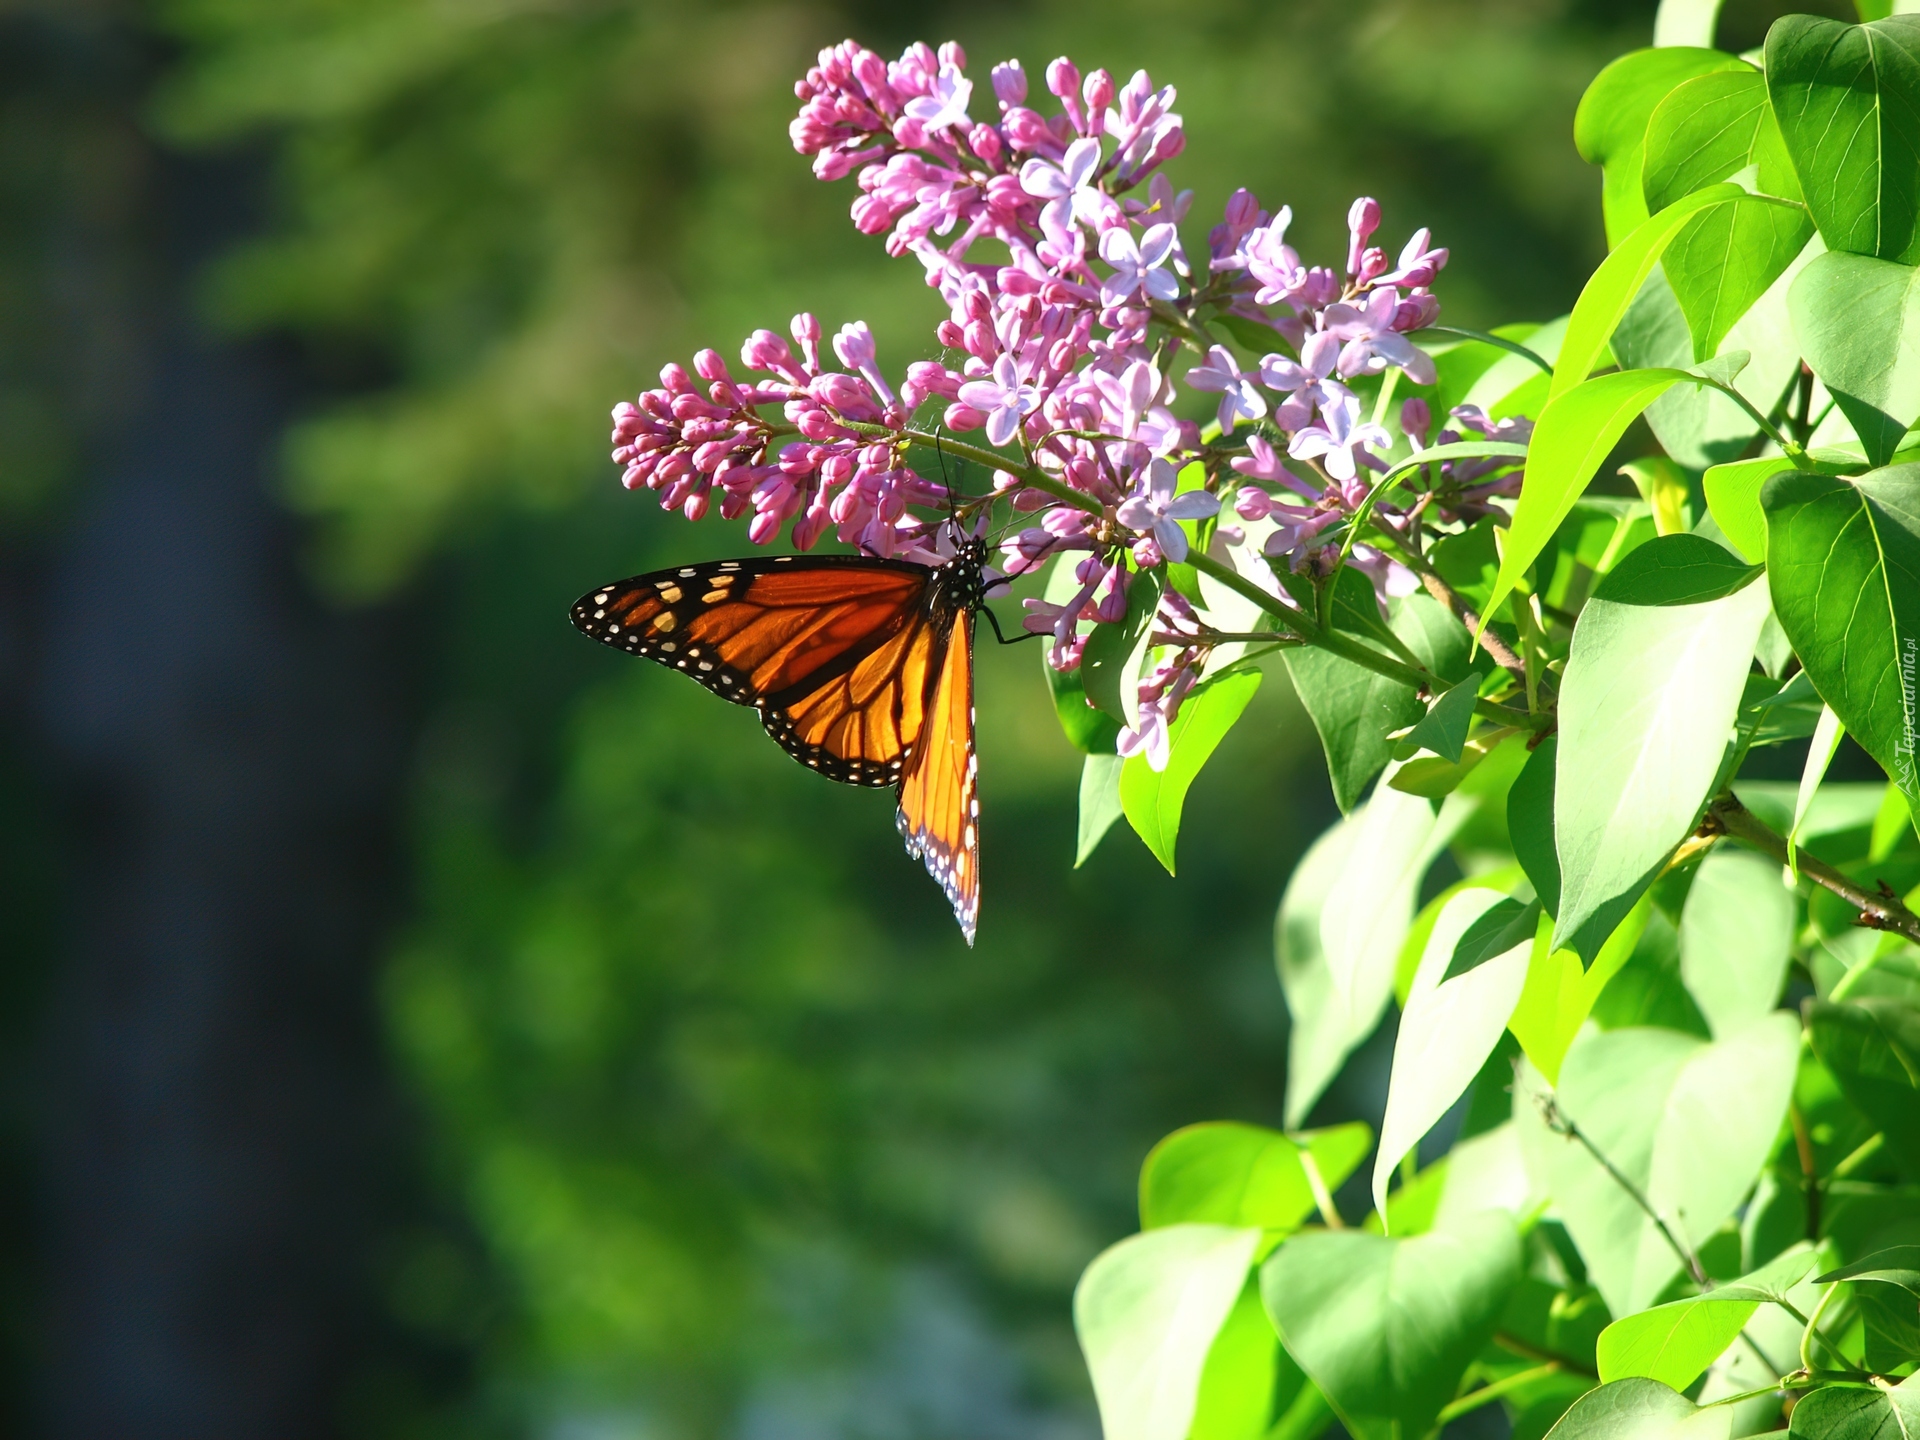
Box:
0, 1, 1669, 1436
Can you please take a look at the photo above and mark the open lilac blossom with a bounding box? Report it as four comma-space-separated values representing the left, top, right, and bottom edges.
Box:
1186, 345, 1266, 431
1288, 389, 1389, 484
606, 36, 1521, 677
1098, 224, 1179, 306
1115, 458, 1220, 564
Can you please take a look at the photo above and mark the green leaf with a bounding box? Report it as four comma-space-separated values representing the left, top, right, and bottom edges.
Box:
1394, 676, 1480, 764
1817, 1244, 1920, 1295
1510, 736, 1563, 917
1043, 555, 1123, 751
1258, 1213, 1522, 1440
1394, 866, 1527, 1007
1078, 753, 1125, 867
1386, 730, 1512, 799
1704, 457, 1794, 563
1139, 1121, 1372, 1232
1593, 532, 1763, 605
1521, 1014, 1801, 1317
1541, 1378, 1733, 1440
1652, 0, 1725, 48
1083, 569, 1162, 724
1276, 787, 1465, 1127
1551, 571, 1772, 961
1806, 998, 1920, 1178
1510, 896, 1649, 1085
1075, 1224, 1264, 1440
1677, 846, 1795, 1037
1788, 251, 1920, 465
1766, 14, 1920, 265
1487, 368, 1702, 626
1663, 195, 1815, 362
1762, 465, 1920, 816
1373, 890, 1536, 1220
1787, 1376, 1920, 1440
1643, 68, 1800, 214
1122, 669, 1262, 876
1596, 1245, 1819, 1390
1188, 1278, 1292, 1440
1551, 185, 1748, 404
1574, 48, 1751, 246
1285, 587, 1461, 812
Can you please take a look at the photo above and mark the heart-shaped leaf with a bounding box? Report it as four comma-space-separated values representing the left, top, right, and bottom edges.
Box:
1521, 1014, 1800, 1317
1788, 252, 1920, 465
1767, 14, 1920, 265
1552, 562, 1771, 961
1597, 1245, 1820, 1391
1786, 1376, 1920, 1440
1762, 465, 1920, 817
1543, 1378, 1733, 1440
1075, 1224, 1263, 1440
1139, 1121, 1372, 1232
1259, 1212, 1522, 1440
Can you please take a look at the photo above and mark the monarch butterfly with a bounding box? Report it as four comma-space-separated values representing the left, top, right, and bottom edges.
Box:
569, 537, 997, 944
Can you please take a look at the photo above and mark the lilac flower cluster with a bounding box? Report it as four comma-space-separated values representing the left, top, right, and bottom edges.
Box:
610, 38, 1504, 768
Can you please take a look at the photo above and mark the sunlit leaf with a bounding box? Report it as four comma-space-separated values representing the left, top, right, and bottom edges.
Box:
1520, 1014, 1800, 1317
1509, 896, 1650, 1084
1677, 846, 1794, 1037
1574, 47, 1750, 245
1140, 1121, 1372, 1232
1121, 669, 1262, 876
1552, 563, 1771, 961
1276, 787, 1464, 1127
1703, 456, 1794, 562
1084, 569, 1162, 724
1373, 890, 1534, 1220
1596, 1245, 1819, 1390
1075, 1224, 1263, 1440
1642, 68, 1801, 214
1663, 196, 1814, 362
1259, 1213, 1521, 1440
1187, 1278, 1292, 1440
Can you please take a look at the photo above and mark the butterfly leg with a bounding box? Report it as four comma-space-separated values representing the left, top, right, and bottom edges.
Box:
979, 607, 1041, 647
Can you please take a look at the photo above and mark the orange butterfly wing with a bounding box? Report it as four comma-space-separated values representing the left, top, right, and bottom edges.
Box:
572, 551, 981, 942
895, 607, 979, 945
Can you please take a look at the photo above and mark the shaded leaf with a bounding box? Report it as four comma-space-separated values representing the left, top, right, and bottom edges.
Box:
1788, 252, 1920, 465
1259, 1212, 1522, 1440
1762, 466, 1920, 816
1541, 1378, 1732, 1440
1704, 456, 1794, 563
1806, 999, 1920, 1179
1395, 675, 1480, 764
1077, 753, 1125, 867
1593, 532, 1762, 605
1677, 846, 1795, 1037
1786, 1376, 1920, 1440
1767, 14, 1920, 265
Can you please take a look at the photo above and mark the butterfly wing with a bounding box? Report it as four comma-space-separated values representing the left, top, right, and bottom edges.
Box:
896, 605, 979, 945
570, 555, 938, 786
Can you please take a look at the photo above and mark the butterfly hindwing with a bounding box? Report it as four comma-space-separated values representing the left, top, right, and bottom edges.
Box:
896, 606, 979, 945
572, 545, 984, 943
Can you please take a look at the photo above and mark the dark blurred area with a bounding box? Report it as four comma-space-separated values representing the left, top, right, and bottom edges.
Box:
0, 2, 1652, 1436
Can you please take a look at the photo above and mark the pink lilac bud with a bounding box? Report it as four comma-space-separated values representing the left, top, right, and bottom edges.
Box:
1131, 534, 1163, 568
1083, 69, 1114, 135
1006, 105, 1052, 150
1346, 196, 1381, 275
968, 122, 1003, 166
992, 60, 1026, 107
937, 40, 965, 69
1394, 293, 1440, 331
1400, 397, 1431, 448
1046, 56, 1080, 102
693, 348, 732, 383
1354, 246, 1388, 284
1235, 487, 1275, 521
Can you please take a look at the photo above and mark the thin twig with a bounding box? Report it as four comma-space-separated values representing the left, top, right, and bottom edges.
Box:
1539, 1094, 1707, 1287
1491, 1332, 1597, 1380
1400, 554, 1527, 680
1438, 1363, 1563, 1424
1298, 1149, 1345, 1230
1707, 793, 1920, 947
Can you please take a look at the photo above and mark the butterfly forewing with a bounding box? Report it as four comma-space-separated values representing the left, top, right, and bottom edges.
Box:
571, 548, 984, 943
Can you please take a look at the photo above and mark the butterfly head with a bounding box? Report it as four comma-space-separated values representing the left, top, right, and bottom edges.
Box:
938, 535, 992, 611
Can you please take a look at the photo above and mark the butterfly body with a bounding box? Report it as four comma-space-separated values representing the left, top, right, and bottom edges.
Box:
570, 540, 987, 943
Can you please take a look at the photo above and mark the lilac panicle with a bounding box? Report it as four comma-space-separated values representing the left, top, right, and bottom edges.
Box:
608, 38, 1511, 769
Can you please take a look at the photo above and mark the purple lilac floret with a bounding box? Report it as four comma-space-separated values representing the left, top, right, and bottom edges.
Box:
608, 38, 1527, 768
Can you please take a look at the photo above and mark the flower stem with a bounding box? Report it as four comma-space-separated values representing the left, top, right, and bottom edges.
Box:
1800, 1282, 1840, 1375
1437, 1363, 1562, 1425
